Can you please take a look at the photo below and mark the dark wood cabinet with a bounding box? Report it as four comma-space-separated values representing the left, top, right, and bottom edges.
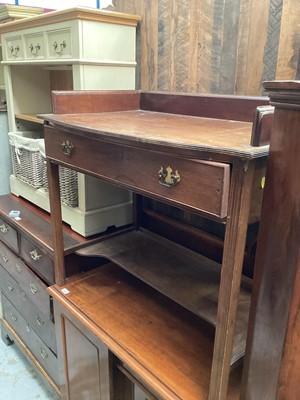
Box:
0, 194, 106, 395
44, 90, 271, 399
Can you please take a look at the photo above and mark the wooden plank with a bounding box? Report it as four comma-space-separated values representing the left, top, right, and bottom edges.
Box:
139, 0, 158, 91
15, 114, 44, 124
276, 0, 300, 80
157, 0, 172, 91
140, 91, 269, 122
234, 0, 252, 94
196, 0, 214, 93
51, 90, 140, 114
261, 0, 283, 84
212, 0, 241, 94
210, 0, 226, 93
244, 0, 271, 95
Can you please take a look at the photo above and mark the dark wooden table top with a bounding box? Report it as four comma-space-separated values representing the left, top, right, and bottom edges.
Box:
43, 110, 269, 160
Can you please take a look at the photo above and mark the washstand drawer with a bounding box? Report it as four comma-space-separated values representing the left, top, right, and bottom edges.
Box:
0, 217, 18, 253
24, 32, 45, 60
46, 28, 72, 59
20, 235, 54, 285
2, 294, 59, 385
45, 128, 230, 219
4, 35, 23, 60
0, 265, 56, 353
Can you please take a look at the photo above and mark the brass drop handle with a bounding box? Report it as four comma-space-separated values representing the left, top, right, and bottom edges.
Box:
11, 313, 17, 322
53, 40, 66, 54
0, 223, 8, 233
36, 316, 44, 326
7, 282, 14, 292
61, 139, 74, 156
9, 45, 19, 56
30, 250, 42, 261
2, 254, 9, 263
158, 166, 181, 188
16, 264, 22, 273
29, 43, 41, 55
30, 283, 38, 295
40, 348, 48, 359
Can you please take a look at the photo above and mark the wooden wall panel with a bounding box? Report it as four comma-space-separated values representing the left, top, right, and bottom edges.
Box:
113, 0, 300, 95
276, 0, 300, 80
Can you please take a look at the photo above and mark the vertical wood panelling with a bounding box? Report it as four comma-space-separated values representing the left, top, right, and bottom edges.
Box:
114, 0, 299, 95
261, 0, 283, 87
234, 0, 252, 94
244, 0, 271, 95
276, 0, 300, 80
196, 0, 214, 93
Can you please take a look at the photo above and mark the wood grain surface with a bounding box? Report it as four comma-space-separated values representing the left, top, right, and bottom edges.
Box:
113, 0, 300, 95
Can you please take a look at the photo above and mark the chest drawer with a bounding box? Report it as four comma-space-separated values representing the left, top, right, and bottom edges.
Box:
45, 129, 230, 219
0, 217, 18, 253
0, 265, 56, 353
24, 32, 45, 60
0, 245, 51, 318
20, 235, 54, 285
2, 293, 59, 385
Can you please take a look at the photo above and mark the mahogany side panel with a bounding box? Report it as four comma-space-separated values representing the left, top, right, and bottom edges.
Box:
140, 91, 269, 122
51, 90, 141, 114
250, 105, 274, 146
241, 82, 300, 399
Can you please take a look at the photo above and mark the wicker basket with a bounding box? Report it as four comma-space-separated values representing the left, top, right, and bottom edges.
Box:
9, 131, 45, 188
42, 160, 79, 208
9, 131, 78, 208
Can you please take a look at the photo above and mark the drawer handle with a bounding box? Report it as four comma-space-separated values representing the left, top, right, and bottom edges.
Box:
61, 139, 74, 156
16, 264, 22, 273
158, 166, 181, 188
22, 292, 28, 302
53, 40, 66, 54
0, 223, 9, 233
36, 316, 44, 326
11, 313, 17, 322
9, 45, 19, 57
30, 283, 38, 295
7, 282, 14, 292
2, 254, 9, 263
40, 348, 48, 359
30, 250, 42, 261
25, 323, 31, 333
29, 43, 41, 55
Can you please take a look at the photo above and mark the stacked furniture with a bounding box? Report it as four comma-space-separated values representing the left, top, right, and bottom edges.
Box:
43, 90, 271, 399
0, 7, 140, 236
0, 194, 107, 394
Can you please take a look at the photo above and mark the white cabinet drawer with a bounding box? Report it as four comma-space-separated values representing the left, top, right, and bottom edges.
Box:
24, 32, 45, 60
46, 28, 72, 59
5, 35, 23, 60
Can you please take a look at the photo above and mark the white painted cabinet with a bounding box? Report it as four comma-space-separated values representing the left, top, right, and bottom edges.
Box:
0, 7, 140, 236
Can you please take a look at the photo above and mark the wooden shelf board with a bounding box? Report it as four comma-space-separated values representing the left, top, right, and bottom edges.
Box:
76, 228, 251, 365
15, 113, 44, 124
49, 263, 241, 399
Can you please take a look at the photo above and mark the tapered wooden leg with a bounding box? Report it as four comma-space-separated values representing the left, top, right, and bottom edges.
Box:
209, 160, 255, 400
47, 157, 65, 286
